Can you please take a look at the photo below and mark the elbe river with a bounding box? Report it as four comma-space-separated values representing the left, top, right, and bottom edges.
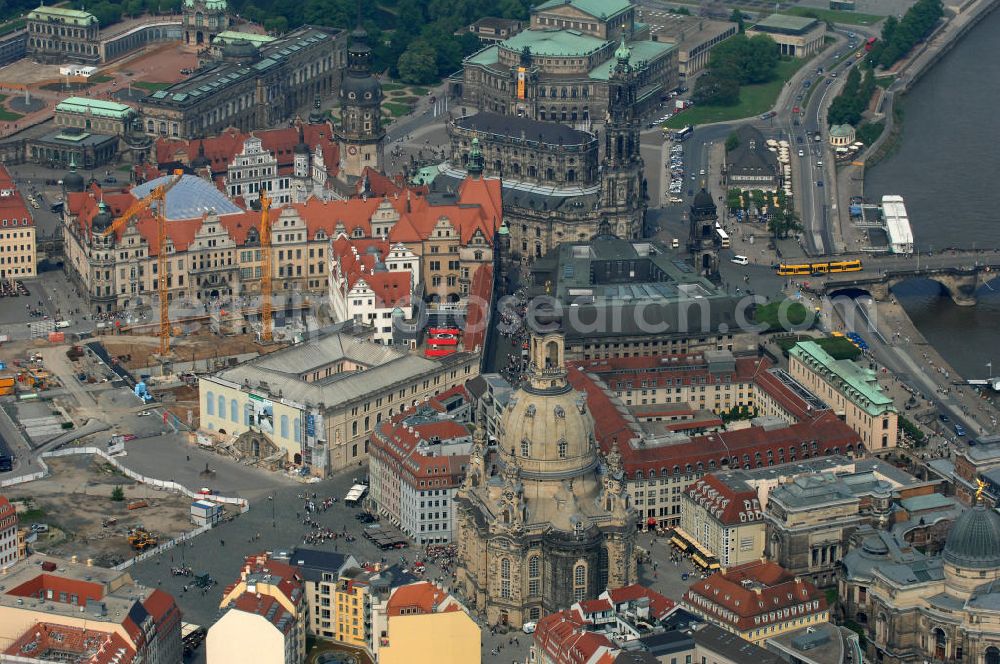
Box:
865, 5, 1000, 380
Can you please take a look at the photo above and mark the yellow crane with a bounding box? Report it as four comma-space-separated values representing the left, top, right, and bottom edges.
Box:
100, 170, 184, 356
259, 191, 273, 342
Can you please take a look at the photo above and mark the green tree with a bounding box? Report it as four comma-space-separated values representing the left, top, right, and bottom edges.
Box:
692, 71, 739, 106
111, 485, 125, 502
397, 41, 439, 84
672, 6, 691, 15
725, 131, 740, 152
729, 8, 745, 32
264, 16, 288, 34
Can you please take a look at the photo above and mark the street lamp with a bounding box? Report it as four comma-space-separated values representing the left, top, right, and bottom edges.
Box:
268, 494, 275, 528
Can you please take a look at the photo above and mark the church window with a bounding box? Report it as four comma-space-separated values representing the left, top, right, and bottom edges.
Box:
573, 564, 587, 601
558, 440, 567, 459
985, 647, 1000, 664
528, 556, 541, 596
521, 439, 529, 457
500, 558, 512, 599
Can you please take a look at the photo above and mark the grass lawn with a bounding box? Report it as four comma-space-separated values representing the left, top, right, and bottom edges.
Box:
382, 101, 412, 117
0, 108, 24, 121
409, 86, 429, 96
774, 334, 862, 360
755, 300, 811, 331
90, 74, 113, 83
132, 81, 172, 92
0, 18, 25, 36
381, 82, 406, 92
874, 75, 897, 89
786, 6, 884, 26
665, 58, 810, 128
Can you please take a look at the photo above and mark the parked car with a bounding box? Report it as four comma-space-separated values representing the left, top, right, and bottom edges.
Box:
731, 255, 749, 265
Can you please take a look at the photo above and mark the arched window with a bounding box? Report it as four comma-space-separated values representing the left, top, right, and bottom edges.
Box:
573, 563, 587, 601
986, 646, 1000, 664
352, 421, 358, 437
280, 414, 289, 439
217, 395, 225, 420
528, 555, 541, 596
206, 391, 215, 416
521, 438, 530, 457
558, 440, 568, 458
500, 558, 512, 599
230, 399, 238, 423
244, 404, 252, 426
294, 418, 301, 443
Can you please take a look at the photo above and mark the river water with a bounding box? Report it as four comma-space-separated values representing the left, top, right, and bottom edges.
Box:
865, 6, 1000, 380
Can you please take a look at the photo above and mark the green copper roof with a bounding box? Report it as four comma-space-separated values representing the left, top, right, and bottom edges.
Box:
56, 97, 134, 119
534, 0, 631, 20
466, 45, 499, 65
28, 5, 97, 25
588, 40, 674, 80
213, 31, 276, 46
790, 341, 896, 417
502, 29, 607, 58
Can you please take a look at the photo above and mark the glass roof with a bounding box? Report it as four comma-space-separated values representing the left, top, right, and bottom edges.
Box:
131, 174, 242, 220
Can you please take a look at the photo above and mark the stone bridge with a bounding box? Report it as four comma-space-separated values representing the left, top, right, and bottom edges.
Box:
815, 255, 1000, 306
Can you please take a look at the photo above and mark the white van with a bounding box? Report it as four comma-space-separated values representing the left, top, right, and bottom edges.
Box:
731, 255, 749, 265
523, 622, 537, 634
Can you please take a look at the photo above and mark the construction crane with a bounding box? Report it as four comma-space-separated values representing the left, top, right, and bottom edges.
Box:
259, 191, 273, 342
100, 170, 184, 356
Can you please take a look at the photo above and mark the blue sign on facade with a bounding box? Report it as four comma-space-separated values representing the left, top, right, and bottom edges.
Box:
306, 414, 315, 437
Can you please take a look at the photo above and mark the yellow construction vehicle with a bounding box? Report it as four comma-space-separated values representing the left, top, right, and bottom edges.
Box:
127, 527, 158, 551
259, 191, 273, 342
99, 170, 184, 356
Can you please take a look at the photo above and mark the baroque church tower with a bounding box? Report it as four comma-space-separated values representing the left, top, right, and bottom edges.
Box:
455, 328, 637, 628
599, 39, 646, 239
335, 24, 385, 179
688, 188, 721, 280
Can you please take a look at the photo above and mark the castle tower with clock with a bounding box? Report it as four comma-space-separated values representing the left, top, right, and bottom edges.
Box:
335, 25, 385, 179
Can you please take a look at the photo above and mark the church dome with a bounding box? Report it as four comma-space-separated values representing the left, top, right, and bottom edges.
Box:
63, 169, 85, 193
499, 332, 599, 478
943, 502, 1000, 570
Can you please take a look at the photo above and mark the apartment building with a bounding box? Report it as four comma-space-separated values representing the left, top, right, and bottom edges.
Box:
0, 166, 36, 280
369, 386, 473, 544
0, 496, 19, 568
788, 341, 898, 451
681, 474, 765, 569
0, 554, 181, 664
378, 581, 479, 664
208, 553, 306, 664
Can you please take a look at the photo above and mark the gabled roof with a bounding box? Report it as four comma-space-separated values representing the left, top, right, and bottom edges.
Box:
685, 474, 762, 526
387, 581, 460, 615
534, 0, 632, 21
683, 560, 826, 631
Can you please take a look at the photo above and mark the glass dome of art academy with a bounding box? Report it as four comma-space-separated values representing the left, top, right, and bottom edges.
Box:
130, 174, 243, 221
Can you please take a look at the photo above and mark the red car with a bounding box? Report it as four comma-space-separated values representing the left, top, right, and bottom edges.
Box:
792, 106, 800, 114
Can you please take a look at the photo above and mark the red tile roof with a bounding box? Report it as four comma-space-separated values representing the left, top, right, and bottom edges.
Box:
683, 560, 826, 632
603, 584, 676, 620
566, 362, 861, 479
387, 581, 459, 616
3, 623, 136, 664
463, 263, 493, 353
0, 166, 33, 227
230, 593, 298, 634
155, 122, 340, 178
7, 573, 105, 606
685, 474, 762, 526
535, 609, 614, 664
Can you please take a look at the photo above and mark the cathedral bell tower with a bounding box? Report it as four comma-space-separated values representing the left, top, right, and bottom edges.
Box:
336, 24, 385, 179
688, 188, 721, 280
600, 39, 646, 240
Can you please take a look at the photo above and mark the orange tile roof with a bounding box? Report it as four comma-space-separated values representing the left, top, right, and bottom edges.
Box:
604, 584, 676, 619
4, 623, 136, 664
535, 609, 614, 664
231, 593, 298, 634
0, 165, 33, 227
685, 474, 762, 526
387, 581, 458, 616
683, 560, 826, 632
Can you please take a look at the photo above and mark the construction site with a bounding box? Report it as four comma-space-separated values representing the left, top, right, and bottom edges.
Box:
7, 455, 204, 567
